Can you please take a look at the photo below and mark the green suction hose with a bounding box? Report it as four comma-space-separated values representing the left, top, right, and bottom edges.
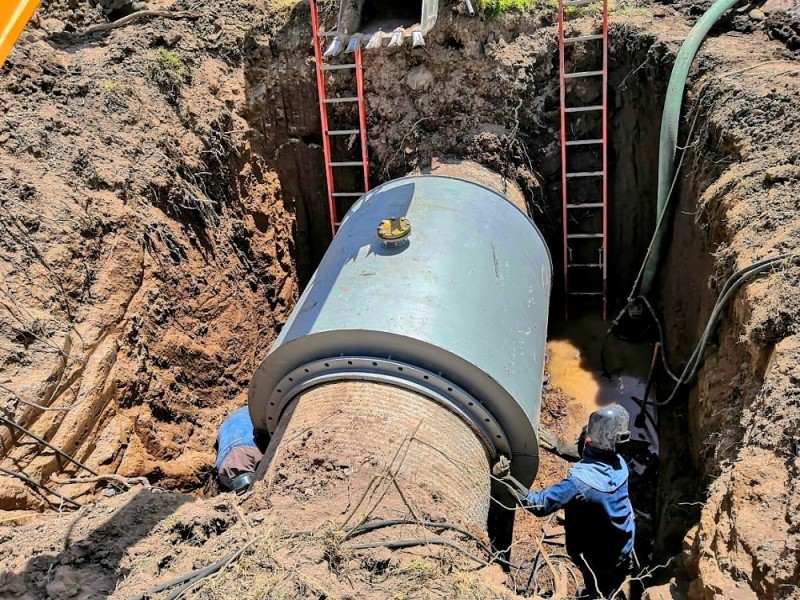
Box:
636, 0, 742, 299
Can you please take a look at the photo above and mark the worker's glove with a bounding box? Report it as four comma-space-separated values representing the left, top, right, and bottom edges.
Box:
539, 427, 582, 461
492, 456, 529, 504
538, 427, 561, 452
492, 455, 512, 478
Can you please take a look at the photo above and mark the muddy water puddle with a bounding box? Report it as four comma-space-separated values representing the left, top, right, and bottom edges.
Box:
547, 314, 659, 466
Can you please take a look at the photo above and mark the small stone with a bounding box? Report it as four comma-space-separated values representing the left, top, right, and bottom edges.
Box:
749, 9, 766, 20
405, 65, 434, 91
40, 18, 66, 34
764, 165, 800, 183
164, 31, 183, 47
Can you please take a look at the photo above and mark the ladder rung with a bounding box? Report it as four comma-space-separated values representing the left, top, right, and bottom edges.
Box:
332, 192, 363, 197
327, 129, 360, 136
568, 263, 603, 268
566, 171, 604, 178
324, 97, 359, 104
564, 34, 604, 44
564, 70, 604, 79
322, 64, 357, 71
567, 203, 604, 208
318, 31, 338, 38
568, 292, 604, 296
566, 139, 603, 146
564, 0, 598, 6
565, 105, 603, 113
567, 233, 604, 239
329, 161, 364, 167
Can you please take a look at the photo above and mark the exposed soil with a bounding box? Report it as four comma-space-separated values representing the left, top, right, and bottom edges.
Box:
0, 0, 299, 509
0, 0, 799, 598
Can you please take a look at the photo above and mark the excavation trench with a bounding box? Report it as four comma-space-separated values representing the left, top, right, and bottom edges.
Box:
253, 2, 682, 559
248, 1, 785, 586
1, 2, 798, 599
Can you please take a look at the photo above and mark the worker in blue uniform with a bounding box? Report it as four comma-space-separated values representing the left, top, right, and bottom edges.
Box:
215, 406, 264, 493
514, 405, 635, 599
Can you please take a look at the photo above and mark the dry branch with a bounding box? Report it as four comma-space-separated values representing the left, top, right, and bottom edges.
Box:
49, 473, 149, 488
78, 10, 199, 36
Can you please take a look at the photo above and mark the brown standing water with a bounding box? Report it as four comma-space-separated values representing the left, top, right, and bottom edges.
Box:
547, 313, 659, 470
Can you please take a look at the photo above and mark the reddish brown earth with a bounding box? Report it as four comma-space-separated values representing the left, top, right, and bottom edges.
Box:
0, 0, 299, 510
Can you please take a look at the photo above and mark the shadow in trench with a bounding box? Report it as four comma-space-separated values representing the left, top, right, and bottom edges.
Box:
0, 489, 189, 599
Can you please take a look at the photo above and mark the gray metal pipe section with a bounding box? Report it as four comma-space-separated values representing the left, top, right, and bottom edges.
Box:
249, 175, 552, 485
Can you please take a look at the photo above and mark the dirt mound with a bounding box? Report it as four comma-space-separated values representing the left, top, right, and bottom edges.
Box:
0, 378, 576, 600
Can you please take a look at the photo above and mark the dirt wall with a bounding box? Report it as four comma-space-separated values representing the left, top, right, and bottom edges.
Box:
657, 30, 800, 599
0, 0, 299, 508
1, 0, 800, 598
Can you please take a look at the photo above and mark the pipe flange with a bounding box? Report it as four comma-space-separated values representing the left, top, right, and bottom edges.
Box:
265, 356, 510, 460
377, 217, 411, 248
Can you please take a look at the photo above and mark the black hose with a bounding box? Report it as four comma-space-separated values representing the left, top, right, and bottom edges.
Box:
345, 537, 490, 566
602, 254, 795, 407
649, 254, 794, 407
679, 255, 791, 381
0, 466, 81, 509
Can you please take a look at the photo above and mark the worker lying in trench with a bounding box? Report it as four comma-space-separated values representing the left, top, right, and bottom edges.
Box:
215, 407, 264, 494
501, 405, 635, 600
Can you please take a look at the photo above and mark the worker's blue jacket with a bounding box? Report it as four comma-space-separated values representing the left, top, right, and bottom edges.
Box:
215, 406, 259, 472
525, 448, 635, 568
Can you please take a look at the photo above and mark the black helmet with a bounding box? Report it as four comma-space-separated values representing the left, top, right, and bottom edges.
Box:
585, 404, 631, 452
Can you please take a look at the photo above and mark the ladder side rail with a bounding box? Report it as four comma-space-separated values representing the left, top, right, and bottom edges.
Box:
601, 0, 609, 319
558, 0, 569, 319
310, 0, 338, 237
355, 47, 371, 196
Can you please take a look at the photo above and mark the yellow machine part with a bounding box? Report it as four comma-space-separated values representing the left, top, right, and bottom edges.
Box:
0, 0, 42, 68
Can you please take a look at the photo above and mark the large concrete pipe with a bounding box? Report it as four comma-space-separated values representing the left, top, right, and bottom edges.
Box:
250, 172, 551, 532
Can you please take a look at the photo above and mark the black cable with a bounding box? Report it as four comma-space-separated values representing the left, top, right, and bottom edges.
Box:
134, 516, 521, 598
599, 309, 622, 378
345, 537, 491, 567
525, 547, 542, 594
0, 414, 100, 478
351, 518, 528, 570
648, 254, 794, 407
131, 537, 260, 600
635, 296, 680, 383
0, 466, 81, 509
345, 518, 493, 555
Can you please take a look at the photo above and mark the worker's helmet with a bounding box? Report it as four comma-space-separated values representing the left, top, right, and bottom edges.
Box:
584, 404, 631, 453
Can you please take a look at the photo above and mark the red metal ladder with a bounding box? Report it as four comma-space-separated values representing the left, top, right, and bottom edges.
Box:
310, 0, 371, 238
558, 0, 609, 319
